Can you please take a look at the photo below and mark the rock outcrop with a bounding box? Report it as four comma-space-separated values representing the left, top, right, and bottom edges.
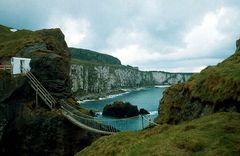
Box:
156, 39, 240, 124
102, 101, 139, 118
70, 64, 192, 95
0, 25, 101, 155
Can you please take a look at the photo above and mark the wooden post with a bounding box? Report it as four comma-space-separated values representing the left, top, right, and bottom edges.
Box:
36, 91, 38, 106
141, 115, 144, 129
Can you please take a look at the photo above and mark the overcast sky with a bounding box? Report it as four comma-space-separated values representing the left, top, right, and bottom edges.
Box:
1, 0, 240, 72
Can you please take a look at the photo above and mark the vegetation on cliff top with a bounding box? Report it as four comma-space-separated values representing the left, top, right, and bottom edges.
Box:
70, 47, 121, 65
0, 24, 67, 62
77, 112, 240, 156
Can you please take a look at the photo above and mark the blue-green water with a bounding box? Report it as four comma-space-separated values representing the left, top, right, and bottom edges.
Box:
79, 86, 168, 131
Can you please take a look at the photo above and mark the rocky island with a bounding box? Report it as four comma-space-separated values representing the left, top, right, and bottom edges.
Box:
102, 101, 139, 118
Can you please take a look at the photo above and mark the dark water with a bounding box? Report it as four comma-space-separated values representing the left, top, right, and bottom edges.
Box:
79, 86, 168, 131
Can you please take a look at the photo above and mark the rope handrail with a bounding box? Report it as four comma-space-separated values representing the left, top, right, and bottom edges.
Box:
27, 72, 56, 104
60, 100, 93, 119
62, 106, 119, 133
25, 71, 57, 109
29, 83, 53, 109
62, 111, 116, 134
27, 76, 54, 108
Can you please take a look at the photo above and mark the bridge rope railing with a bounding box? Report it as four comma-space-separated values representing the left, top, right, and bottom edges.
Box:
60, 100, 93, 119
61, 105, 119, 134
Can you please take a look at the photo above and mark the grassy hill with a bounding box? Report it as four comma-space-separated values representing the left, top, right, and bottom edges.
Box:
156, 39, 240, 124
70, 47, 121, 65
76, 112, 240, 156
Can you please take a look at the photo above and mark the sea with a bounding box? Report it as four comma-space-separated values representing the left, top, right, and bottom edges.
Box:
79, 85, 169, 131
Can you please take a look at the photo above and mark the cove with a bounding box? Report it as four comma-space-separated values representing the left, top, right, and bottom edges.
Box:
79, 86, 169, 131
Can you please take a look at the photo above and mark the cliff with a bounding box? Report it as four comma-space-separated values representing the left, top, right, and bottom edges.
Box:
0, 25, 101, 155
70, 47, 121, 65
156, 39, 240, 124
70, 62, 192, 95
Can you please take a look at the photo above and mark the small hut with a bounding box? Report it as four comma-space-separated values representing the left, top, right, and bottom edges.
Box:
11, 57, 31, 74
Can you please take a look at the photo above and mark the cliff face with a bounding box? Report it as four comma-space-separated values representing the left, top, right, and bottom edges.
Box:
152, 71, 192, 85
70, 64, 153, 94
156, 39, 240, 124
70, 63, 192, 95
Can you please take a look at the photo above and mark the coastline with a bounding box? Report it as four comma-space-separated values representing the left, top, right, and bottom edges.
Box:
75, 85, 171, 103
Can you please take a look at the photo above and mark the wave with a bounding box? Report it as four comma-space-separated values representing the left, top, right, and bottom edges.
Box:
155, 85, 171, 88
78, 99, 96, 103
95, 112, 102, 115
99, 91, 130, 100
149, 111, 158, 115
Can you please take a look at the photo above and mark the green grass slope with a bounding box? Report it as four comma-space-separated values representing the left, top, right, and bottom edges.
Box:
0, 25, 39, 60
76, 112, 240, 156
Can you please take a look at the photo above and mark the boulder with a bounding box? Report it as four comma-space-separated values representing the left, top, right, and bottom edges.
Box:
102, 101, 139, 118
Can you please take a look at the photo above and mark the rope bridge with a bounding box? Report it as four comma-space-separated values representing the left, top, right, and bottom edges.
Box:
25, 71, 159, 135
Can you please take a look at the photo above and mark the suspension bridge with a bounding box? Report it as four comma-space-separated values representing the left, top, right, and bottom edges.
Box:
25, 71, 159, 135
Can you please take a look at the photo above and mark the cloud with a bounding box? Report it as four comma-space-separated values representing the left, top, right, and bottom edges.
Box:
46, 16, 91, 47
106, 6, 240, 72
0, 0, 240, 72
